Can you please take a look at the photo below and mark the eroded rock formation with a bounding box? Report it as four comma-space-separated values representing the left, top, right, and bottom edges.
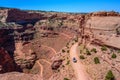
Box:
0, 47, 21, 73
0, 7, 120, 80
51, 59, 63, 70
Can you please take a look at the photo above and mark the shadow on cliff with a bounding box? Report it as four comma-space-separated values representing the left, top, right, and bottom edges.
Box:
0, 29, 22, 73
6, 9, 43, 26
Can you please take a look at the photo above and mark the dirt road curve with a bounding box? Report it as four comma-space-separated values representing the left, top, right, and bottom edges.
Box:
41, 45, 57, 54
60, 33, 72, 39
70, 43, 92, 80
36, 60, 43, 77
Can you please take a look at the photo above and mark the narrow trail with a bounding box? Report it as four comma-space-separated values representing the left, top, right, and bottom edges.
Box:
60, 33, 72, 39
30, 39, 57, 54
39, 59, 51, 65
70, 43, 92, 80
36, 60, 43, 77
41, 45, 57, 54
30, 32, 72, 55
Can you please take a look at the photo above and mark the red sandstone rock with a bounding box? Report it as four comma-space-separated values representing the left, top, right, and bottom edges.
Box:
51, 59, 63, 70
0, 47, 15, 73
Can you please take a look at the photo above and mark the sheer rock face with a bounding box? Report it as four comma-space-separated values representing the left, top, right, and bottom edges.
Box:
14, 42, 37, 69
0, 9, 44, 23
0, 72, 42, 80
0, 9, 8, 22
0, 48, 15, 73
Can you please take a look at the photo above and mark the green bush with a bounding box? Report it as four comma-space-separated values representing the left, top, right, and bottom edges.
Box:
118, 50, 120, 53
66, 60, 70, 65
74, 37, 78, 42
111, 53, 117, 58
105, 70, 115, 80
57, 69, 60, 72
67, 50, 69, 53
101, 46, 107, 51
80, 55, 85, 59
94, 57, 100, 64
86, 49, 91, 55
72, 43, 74, 45
64, 78, 69, 80
91, 48, 97, 53
66, 43, 69, 48
62, 49, 65, 53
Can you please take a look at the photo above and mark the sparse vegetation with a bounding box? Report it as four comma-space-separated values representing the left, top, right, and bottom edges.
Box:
72, 43, 74, 45
101, 46, 107, 51
64, 78, 69, 80
66, 43, 69, 48
66, 60, 70, 65
67, 50, 69, 53
74, 37, 78, 42
62, 49, 65, 53
79, 55, 85, 59
94, 57, 100, 64
86, 49, 91, 55
118, 50, 120, 53
105, 70, 115, 80
57, 69, 60, 72
111, 53, 117, 58
91, 48, 97, 53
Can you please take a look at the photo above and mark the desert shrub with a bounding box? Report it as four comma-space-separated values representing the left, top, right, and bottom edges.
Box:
91, 48, 97, 53
72, 43, 74, 45
111, 53, 117, 58
105, 70, 115, 80
101, 46, 107, 51
62, 49, 65, 53
67, 50, 69, 53
80, 55, 85, 59
66, 43, 69, 48
64, 78, 69, 80
94, 57, 100, 64
116, 27, 120, 35
74, 37, 78, 42
58, 22, 63, 27
57, 69, 60, 72
86, 49, 91, 55
118, 50, 120, 53
66, 60, 70, 65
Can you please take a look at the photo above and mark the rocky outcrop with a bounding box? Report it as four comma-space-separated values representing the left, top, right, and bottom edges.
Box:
0, 72, 42, 80
14, 42, 37, 69
91, 11, 119, 16
0, 9, 8, 22
0, 18, 36, 73
51, 59, 63, 70
0, 47, 18, 73
0, 9, 44, 24
85, 16, 120, 35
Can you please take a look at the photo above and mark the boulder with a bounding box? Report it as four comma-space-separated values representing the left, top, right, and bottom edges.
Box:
51, 59, 63, 70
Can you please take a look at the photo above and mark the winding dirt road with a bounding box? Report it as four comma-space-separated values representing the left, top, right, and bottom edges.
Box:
36, 60, 43, 77
41, 45, 57, 54
39, 59, 51, 65
60, 33, 72, 39
70, 43, 92, 80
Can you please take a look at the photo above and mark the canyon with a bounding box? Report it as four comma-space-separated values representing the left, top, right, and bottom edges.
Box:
0, 7, 120, 80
